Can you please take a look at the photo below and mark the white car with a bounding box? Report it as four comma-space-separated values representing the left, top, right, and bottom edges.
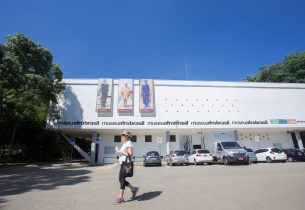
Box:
254, 148, 287, 163
188, 149, 213, 165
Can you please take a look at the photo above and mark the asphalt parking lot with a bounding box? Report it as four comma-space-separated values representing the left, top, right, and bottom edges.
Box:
1, 162, 305, 210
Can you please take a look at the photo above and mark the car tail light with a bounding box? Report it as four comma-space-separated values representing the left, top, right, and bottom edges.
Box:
173, 153, 177, 157
209, 153, 212, 156
196, 154, 201, 157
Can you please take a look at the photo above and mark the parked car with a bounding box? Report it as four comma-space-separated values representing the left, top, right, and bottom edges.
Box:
281, 148, 305, 162
208, 141, 248, 165
254, 148, 287, 163
188, 149, 213, 165
143, 151, 163, 167
166, 150, 189, 166
244, 147, 257, 163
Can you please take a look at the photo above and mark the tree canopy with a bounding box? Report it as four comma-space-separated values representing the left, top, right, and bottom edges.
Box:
0, 33, 66, 163
245, 51, 305, 83
0, 33, 64, 125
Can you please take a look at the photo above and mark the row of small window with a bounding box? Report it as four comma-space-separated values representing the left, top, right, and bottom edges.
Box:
165, 110, 240, 113
114, 135, 176, 142
165, 98, 238, 102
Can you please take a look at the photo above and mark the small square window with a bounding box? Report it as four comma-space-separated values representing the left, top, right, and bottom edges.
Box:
170, 135, 176, 142
145, 135, 152, 142
131, 135, 137, 142
114, 135, 121, 142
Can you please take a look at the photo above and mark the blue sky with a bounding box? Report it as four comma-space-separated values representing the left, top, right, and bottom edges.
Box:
1, 0, 305, 81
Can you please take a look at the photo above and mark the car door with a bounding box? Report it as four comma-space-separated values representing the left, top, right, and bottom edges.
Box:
216, 143, 223, 160
189, 151, 195, 163
255, 149, 263, 161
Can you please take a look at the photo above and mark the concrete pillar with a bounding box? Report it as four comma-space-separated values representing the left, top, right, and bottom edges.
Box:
166, 131, 170, 155
97, 134, 104, 164
90, 132, 97, 164
295, 131, 304, 150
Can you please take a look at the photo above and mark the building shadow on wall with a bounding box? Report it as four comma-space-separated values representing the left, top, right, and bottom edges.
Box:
57, 85, 84, 128
0, 167, 92, 197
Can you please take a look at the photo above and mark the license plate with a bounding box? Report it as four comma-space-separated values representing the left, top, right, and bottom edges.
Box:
239, 158, 244, 160
150, 157, 157, 160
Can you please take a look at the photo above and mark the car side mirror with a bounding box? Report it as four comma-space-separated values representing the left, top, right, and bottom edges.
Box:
160, 156, 163, 159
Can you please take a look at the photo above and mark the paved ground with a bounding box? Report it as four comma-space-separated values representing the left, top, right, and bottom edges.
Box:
1, 162, 305, 210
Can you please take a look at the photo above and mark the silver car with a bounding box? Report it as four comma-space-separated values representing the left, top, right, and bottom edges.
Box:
166, 150, 189, 166
143, 151, 163, 167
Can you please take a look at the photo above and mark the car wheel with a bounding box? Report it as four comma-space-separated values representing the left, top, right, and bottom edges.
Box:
288, 157, 293, 162
266, 156, 272, 163
244, 159, 250, 165
143, 163, 147, 167
223, 157, 229, 165
281, 160, 286, 163
208, 162, 212, 165
159, 163, 162, 166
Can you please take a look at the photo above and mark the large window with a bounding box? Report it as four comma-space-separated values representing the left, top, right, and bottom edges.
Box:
170, 135, 176, 142
145, 135, 152, 142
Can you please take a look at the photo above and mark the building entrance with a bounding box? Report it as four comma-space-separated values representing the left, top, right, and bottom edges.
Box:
179, 135, 192, 153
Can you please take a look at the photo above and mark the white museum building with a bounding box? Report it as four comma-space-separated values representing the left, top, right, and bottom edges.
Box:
48, 78, 305, 164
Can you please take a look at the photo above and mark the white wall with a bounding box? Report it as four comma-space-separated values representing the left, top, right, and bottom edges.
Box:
54, 79, 305, 163
54, 79, 305, 130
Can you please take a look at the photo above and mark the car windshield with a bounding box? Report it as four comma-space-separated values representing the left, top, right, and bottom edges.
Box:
147, 151, 159, 156
198, 150, 210, 154
246, 148, 253, 152
176, 151, 188, 156
271, 148, 281, 153
221, 142, 242, 149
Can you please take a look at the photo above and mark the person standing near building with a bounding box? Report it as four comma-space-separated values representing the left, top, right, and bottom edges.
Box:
113, 130, 139, 205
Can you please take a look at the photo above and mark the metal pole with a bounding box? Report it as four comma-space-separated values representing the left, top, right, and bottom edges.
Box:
70, 144, 72, 166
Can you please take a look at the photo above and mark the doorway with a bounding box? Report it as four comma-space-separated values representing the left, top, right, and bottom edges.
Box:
179, 135, 192, 153
291, 133, 299, 149
300, 132, 305, 148
95, 144, 99, 163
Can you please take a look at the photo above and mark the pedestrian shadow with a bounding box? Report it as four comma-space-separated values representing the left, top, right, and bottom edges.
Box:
0, 166, 92, 197
133, 191, 162, 202
0, 197, 7, 209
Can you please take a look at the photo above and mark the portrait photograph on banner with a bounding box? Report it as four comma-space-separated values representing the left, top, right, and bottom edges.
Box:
96, 78, 113, 112
139, 79, 154, 113
118, 79, 133, 112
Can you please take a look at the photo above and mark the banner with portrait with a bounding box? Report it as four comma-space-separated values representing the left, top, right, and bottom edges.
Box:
139, 79, 154, 113
96, 78, 113, 112
118, 79, 134, 112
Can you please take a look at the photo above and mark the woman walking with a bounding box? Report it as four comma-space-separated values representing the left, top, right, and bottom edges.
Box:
113, 130, 139, 205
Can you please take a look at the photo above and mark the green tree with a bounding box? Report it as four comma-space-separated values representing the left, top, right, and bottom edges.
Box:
0, 33, 64, 162
245, 51, 305, 83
